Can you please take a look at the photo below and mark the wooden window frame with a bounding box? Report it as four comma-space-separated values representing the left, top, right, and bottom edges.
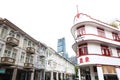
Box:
77, 25, 85, 37
97, 28, 105, 37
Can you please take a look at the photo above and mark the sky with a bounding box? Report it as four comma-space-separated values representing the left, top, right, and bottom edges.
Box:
0, 0, 120, 57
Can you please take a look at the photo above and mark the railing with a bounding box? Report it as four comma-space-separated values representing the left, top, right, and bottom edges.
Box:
0, 57, 15, 66
24, 63, 34, 68
39, 50, 45, 57
6, 37, 19, 47
26, 47, 35, 54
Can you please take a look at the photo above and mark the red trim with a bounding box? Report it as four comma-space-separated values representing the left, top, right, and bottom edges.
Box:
71, 13, 120, 42
73, 13, 119, 29
73, 34, 120, 57
73, 34, 120, 46
97, 27, 105, 37
96, 64, 102, 67
115, 66, 120, 68
77, 54, 120, 59
81, 34, 116, 42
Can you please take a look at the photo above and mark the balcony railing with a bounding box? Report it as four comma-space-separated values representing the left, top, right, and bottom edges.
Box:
0, 57, 15, 66
39, 50, 45, 57
39, 64, 45, 69
34, 62, 45, 69
26, 47, 35, 54
6, 37, 19, 47
24, 63, 34, 68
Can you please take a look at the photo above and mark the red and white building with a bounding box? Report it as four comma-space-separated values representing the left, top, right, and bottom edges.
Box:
71, 13, 120, 80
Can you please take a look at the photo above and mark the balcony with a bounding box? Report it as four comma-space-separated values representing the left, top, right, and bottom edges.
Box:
24, 63, 34, 68
39, 50, 45, 57
26, 47, 35, 54
6, 37, 19, 47
73, 34, 120, 51
34, 62, 45, 69
0, 57, 15, 66
39, 64, 45, 69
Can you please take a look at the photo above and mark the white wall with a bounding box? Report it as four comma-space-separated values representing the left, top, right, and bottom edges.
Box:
85, 25, 97, 35
77, 55, 120, 66
105, 30, 113, 39
110, 47, 118, 57
88, 43, 101, 55
46, 48, 75, 74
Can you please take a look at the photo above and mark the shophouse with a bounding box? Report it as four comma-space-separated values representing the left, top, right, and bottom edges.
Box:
71, 13, 120, 80
0, 17, 75, 80
0, 18, 47, 80
45, 47, 75, 80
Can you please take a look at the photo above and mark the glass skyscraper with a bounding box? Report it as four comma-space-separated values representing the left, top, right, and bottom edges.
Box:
57, 37, 68, 59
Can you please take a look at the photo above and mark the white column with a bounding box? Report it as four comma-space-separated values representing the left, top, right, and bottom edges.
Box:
90, 66, 95, 80
97, 65, 104, 80
40, 71, 42, 80
30, 69, 35, 80
12, 68, 17, 80
1, 44, 6, 57
60, 73, 63, 80
56, 72, 58, 80
78, 68, 81, 80
50, 71, 53, 80
116, 67, 120, 80
63, 73, 66, 80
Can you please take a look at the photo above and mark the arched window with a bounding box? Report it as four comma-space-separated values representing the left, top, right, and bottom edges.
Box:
0, 26, 8, 39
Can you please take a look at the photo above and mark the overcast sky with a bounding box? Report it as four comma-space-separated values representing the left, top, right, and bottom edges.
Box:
0, 0, 120, 57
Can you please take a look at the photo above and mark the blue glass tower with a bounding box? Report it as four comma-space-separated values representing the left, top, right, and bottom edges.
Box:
57, 37, 68, 59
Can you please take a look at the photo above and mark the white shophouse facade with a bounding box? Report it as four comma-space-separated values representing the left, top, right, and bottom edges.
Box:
71, 13, 120, 80
0, 18, 47, 80
45, 47, 75, 80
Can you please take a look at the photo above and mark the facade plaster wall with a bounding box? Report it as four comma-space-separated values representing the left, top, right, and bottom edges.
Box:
88, 43, 101, 54
85, 25, 97, 35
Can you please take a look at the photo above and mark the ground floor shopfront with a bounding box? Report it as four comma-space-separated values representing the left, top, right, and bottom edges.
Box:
0, 66, 45, 80
78, 65, 120, 80
0, 67, 34, 80
45, 71, 73, 80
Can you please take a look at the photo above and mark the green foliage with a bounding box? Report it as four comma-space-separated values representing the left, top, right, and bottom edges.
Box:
110, 21, 118, 28
75, 66, 79, 77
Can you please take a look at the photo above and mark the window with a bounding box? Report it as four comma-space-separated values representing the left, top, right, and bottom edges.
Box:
37, 56, 40, 61
32, 43, 35, 47
40, 58, 45, 65
28, 40, 31, 46
0, 26, 8, 39
25, 54, 33, 63
101, 45, 111, 56
48, 60, 51, 66
16, 34, 20, 40
9, 30, 15, 37
97, 28, 105, 37
25, 54, 30, 63
77, 25, 85, 37
30, 56, 33, 63
112, 32, 120, 41
77, 44, 88, 57
12, 49, 17, 59
4, 49, 11, 57
20, 52, 25, 62
116, 48, 120, 57
23, 38, 27, 48
0, 43, 3, 55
